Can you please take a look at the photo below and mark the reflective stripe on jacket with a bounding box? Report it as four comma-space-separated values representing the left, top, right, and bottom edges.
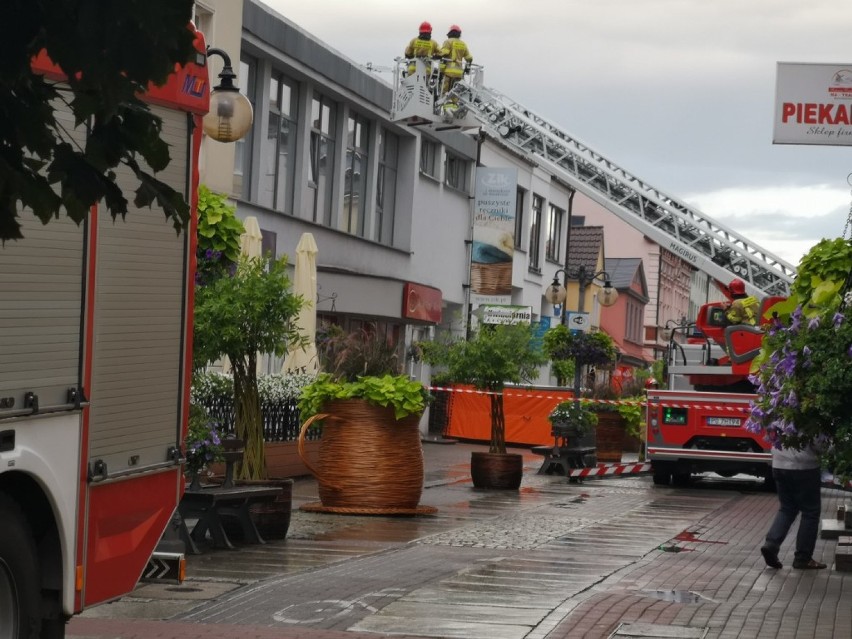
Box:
439, 38, 472, 78
405, 37, 439, 59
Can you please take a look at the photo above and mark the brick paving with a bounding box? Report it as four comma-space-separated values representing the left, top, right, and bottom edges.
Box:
68, 443, 852, 639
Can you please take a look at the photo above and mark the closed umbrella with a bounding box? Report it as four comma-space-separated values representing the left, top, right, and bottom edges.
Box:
222, 216, 263, 374
283, 232, 319, 374
240, 216, 263, 258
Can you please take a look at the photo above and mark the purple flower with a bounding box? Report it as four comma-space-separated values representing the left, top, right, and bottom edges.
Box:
834, 312, 845, 328
808, 316, 821, 330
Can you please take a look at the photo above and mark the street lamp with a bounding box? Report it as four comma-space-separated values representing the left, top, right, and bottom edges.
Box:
544, 266, 619, 318
203, 47, 254, 143
544, 265, 619, 401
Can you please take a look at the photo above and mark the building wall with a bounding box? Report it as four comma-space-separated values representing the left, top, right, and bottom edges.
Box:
194, 0, 244, 196
575, 195, 694, 360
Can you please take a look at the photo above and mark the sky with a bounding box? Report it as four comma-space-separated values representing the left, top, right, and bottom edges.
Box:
262, 0, 852, 267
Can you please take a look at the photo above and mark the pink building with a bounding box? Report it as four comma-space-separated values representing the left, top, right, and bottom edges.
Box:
571, 193, 692, 360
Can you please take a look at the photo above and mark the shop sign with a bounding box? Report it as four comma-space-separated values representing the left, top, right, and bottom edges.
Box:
402, 283, 442, 323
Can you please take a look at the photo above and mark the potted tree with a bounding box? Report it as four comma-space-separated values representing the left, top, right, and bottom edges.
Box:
296, 325, 431, 514
420, 322, 547, 490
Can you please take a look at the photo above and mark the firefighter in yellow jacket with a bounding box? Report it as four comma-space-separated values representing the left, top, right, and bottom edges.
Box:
439, 25, 473, 98
404, 21, 440, 76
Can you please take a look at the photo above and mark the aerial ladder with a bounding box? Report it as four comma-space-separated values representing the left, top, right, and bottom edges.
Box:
454, 83, 796, 295
391, 67, 797, 295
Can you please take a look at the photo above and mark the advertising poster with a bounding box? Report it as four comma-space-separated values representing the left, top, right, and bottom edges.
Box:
774, 62, 852, 146
470, 167, 518, 306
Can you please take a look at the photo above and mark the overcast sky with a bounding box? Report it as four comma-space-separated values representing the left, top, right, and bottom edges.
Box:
262, 0, 852, 267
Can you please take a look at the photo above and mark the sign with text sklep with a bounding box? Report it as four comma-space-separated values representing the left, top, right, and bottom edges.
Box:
774, 62, 852, 145
471, 167, 518, 306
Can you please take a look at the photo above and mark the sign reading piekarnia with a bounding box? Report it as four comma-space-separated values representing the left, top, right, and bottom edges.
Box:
774, 62, 852, 146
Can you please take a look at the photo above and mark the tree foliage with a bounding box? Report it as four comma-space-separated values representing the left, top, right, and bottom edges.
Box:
1, 0, 197, 241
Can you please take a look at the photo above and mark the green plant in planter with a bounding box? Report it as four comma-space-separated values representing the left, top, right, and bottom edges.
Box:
419, 322, 547, 454
185, 404, 225, 479
297, 326, 428, 422
193, 255, 306, 480
585, 380, 645, 441
746, 237, 852, 481
548, 401, 598, 435
195, 185, 245, 288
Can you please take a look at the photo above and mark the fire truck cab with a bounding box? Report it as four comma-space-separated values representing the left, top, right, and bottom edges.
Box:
0, 30, 211, 637
646, 293, 783, 487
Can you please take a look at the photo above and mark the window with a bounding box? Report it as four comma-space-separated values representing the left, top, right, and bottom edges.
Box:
444, 153, 469, 191
375, 129, 399, 245
420, 139, 438, 178
192, 4, 214, 39
626, 299, 643, 343
529, 194, 543, 272
233, 57, 256, 199
546, 204, 564, 262
514, 187, 525, 249
342, 113, 370, 237
308, 93, 337, 225
258, 72, 298, 213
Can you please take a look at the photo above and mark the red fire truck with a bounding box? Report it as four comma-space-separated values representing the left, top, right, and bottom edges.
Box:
646, 289, 785, 487
0, 30, 209, 637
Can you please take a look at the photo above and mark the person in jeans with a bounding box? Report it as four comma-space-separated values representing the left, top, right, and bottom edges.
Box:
761, 443, 826, 570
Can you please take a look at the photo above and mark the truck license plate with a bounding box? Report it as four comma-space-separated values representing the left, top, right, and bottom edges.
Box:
706, 417, 741, 426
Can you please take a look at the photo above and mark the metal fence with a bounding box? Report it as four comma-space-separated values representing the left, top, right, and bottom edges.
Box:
196, 396, 320, 442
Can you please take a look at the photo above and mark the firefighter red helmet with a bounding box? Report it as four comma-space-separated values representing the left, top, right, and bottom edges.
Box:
448, 24, 462, 35
419, 21, 432, 34
729, 278, 746, 295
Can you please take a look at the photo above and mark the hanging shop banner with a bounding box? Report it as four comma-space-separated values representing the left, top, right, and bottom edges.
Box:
470, 167, 518, 306
478, 304, 533, 325
773, 62, 852, 145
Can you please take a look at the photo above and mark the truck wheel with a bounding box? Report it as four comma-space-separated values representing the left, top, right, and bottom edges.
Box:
652, 471, 671, 486
672, 472, 691, 487
0, 495, 41, 639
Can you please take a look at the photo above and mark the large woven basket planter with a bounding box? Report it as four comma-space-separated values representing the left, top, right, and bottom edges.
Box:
594, 412, 626, 463
298, 399, 436, 515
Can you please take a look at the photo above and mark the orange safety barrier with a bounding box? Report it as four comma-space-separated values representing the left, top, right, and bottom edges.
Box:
442, 385, 573, 446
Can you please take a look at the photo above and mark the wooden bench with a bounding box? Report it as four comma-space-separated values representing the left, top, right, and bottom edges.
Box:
178, 436, 285, 553
179, 484, 283, 553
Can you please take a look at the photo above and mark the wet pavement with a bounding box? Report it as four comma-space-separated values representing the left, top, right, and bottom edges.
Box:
69, 441, 852, 639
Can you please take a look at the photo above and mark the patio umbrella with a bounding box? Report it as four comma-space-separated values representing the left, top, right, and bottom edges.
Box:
283, 232, 319, 374
240, 216, 263, 259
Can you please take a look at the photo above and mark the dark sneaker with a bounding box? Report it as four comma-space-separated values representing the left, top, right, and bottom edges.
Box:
761, 546, 782, 569
792, 559, 827, 570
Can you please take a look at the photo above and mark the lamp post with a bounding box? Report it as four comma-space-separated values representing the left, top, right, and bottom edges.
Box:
203, 48, 254, 143
544, 266, 618, 402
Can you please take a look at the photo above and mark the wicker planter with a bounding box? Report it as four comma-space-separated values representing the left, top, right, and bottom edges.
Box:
298, 399, 435, 515
594, 411, 626, 463
470, 451, 523, 490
